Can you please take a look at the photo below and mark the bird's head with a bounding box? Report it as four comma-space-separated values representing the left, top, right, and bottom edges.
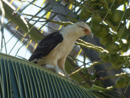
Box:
73, 22, 93, 38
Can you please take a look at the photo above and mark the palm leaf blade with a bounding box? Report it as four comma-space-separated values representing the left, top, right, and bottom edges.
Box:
1, 59, 7, 98
0, 53, 125, 98
8, 60, 20, 98
16, 63, 25, 98
20, 64, 31, 98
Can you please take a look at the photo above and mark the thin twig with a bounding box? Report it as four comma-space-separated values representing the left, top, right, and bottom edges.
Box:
69, 60, 103, 76
19, 1, 71, 18
75, 57, 101, 70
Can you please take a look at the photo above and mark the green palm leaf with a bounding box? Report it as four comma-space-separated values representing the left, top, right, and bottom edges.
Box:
0, 53, 125, 98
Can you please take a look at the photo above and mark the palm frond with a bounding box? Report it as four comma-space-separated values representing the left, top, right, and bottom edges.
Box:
0, 53, 125, 98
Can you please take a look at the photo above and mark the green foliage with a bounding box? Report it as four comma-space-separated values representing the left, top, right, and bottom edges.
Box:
115, 76, 129, 88
91, 85, 125, 98
2, 0, 44, 42
105, 42, 119, 53
99, 51, 109, 62
95, 24, 109, 38
100, 34, 113, 45
70, 0, 130, 90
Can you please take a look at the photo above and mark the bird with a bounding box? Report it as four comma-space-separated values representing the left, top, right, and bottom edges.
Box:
29, 22, 93, 81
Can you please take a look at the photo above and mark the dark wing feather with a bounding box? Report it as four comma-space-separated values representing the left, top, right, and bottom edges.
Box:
28, 31, 63, 62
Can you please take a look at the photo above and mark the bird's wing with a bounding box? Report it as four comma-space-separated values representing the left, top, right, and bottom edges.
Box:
28, 31, 63, 62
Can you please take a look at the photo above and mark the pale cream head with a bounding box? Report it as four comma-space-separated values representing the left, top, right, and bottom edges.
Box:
61, 22, 93, 38
73, 22, 93, 37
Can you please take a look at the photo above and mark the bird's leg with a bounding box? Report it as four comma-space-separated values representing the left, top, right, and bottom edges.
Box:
55, 65, 60, 74
55, 65, 79, 86
44, 64, 56, 72
54, 66, 65, 76
58, 58, 79, 86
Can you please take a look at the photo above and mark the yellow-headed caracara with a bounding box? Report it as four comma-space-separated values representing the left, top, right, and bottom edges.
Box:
29, 22, 93, 80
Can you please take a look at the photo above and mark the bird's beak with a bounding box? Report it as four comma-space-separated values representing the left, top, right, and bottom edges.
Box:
88, 32, 93, 38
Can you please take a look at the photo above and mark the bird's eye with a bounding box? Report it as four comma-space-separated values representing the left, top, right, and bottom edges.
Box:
84, 29, 88, 32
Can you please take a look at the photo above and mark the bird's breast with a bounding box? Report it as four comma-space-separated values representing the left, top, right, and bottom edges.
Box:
56, 40, 75, 58
41, 39, 75, 65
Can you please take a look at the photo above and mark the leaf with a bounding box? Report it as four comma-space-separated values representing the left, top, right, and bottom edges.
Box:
0, 0, 7, 53
0, 53, 125, 98
91, 85, 125, 98
2, 0, 44, 42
